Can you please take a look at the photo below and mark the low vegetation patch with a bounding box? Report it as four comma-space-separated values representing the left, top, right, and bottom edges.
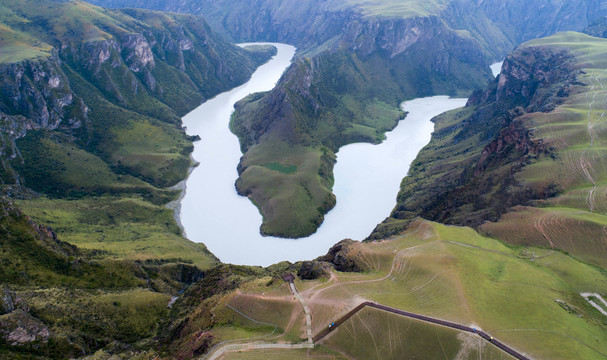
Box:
262, 162, 298, 174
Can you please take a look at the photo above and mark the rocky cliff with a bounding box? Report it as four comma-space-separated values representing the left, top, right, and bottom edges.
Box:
86, 0, 607, 238
0, 0, 274, 191
371, 41, 582, 239
584, 15, 607, 38
89, 0, 607, 56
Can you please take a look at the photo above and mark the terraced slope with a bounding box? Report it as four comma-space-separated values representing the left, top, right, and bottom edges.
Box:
479, 33, 607, 269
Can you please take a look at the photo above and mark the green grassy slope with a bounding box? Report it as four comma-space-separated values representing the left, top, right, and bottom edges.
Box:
164, 220, 607, 359
0, 198, 206, 358
324, 307, 513, 360
16, 196, 217, 269
373, 32, 607, 270
0, 0, 275, 266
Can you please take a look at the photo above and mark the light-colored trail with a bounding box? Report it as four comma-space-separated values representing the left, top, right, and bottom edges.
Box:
290, 281, 314, 343
205, 342, 314, 360
203, 281, 314, 360
581, 292, 607, 316
581, 69, 607, 212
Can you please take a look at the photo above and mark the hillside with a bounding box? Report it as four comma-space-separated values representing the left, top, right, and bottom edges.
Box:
231, 33, 488, 237
88, 0, 607, 237
0, 198, 206, 358
161, 220, 607, 359
373, 32, 607, 271
0, 0, 274, 265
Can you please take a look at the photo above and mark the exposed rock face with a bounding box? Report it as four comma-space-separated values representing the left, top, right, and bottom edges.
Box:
371, 44, 582, 238
0, 6, 271, 188
0, 310, 51, 346
0, 287, 21, 315
0, 56, 79, 131
495, 48, 580, 110
297, 261, 328, 279
320, 240, 364, 273
123, 34, 156, 72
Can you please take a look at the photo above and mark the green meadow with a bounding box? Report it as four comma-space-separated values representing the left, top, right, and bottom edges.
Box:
325, 307, 513, 360
173, 220, 607, 359
16, 196, 218, 269
480, 33, 607, 268
327, 0, 450, 18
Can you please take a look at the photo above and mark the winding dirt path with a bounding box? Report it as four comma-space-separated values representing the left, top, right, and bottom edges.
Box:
289, 281, 314, 343
581, 69, 607, 212
203, 287, 313, 360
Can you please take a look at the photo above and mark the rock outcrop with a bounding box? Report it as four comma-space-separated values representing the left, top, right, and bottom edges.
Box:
371, 42, 583, 238
0, 2, 274, 189
320, 240, 364, 273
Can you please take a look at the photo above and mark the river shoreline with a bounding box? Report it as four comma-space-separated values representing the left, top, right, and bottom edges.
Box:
177, 43, 479, 266
165, 159, 198, 234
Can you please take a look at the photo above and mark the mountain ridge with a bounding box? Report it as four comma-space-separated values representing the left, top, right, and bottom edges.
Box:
88, 0, 607, 237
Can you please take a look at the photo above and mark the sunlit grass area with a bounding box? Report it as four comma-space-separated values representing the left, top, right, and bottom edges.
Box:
205, 220, 607, 359
327, 0, 450, 18
16, 196, 218, 269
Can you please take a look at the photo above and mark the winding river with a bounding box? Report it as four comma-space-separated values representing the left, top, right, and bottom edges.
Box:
180, 43, 468, 266
491, 61, 503, 77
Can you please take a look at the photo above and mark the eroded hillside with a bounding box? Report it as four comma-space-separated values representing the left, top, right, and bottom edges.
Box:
376, 32, 607, 271
0, 0, 275, 266
88, 0, 607, 237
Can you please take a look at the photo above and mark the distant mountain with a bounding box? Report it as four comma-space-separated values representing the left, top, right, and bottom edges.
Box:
584, 15, 607, 38
88, 0, 607, 55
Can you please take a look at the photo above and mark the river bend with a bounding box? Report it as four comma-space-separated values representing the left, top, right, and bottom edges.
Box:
180, 43, 467, 266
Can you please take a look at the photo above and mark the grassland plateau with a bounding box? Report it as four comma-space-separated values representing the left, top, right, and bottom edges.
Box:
375, 32, 607, 272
